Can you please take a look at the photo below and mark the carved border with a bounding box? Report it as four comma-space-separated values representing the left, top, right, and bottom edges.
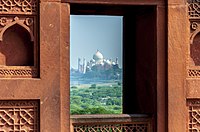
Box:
0, 0, 38, 15
73, 124, 149, 132
188, 69, 200, 77
0, 68, 38, 77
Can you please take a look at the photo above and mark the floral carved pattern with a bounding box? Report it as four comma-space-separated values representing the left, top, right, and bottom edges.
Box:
0, 0, 37, 14
0, 100, 39, 131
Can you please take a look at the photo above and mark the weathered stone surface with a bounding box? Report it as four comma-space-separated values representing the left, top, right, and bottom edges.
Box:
60, 3, 70, 131
168, 4, 188, 132
0, 0, 196, 131
186, 79, 200, 97
40, 2, 69, 131
0, 1, 69, 132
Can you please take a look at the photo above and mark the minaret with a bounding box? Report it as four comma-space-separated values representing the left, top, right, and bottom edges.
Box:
83, 58, 86, 74
116, 57, 119, 65
78, 58, 81, 72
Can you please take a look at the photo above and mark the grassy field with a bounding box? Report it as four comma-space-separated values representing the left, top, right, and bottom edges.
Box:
70, 82, 122, 115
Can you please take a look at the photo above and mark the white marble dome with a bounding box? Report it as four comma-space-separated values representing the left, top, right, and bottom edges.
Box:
93, 50, 104, 61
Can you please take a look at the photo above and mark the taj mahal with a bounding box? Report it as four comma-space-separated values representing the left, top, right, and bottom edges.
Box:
77, 50, 120, 74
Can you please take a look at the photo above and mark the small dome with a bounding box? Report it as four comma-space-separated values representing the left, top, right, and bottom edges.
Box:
112, 62, 116, 65
105, 60, 112, 65
93, 50, 103, 61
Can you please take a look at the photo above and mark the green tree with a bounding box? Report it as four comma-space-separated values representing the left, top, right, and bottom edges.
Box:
89, 84, 96, 89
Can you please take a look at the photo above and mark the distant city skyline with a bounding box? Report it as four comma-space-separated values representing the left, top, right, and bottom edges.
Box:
70, 15, 123, 69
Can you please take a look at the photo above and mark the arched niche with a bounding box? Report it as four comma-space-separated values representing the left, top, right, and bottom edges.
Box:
191, 32, 200, 66
0, 24, 34, 66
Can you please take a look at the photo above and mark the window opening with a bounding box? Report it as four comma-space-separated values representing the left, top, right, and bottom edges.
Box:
70, 15, 123, 114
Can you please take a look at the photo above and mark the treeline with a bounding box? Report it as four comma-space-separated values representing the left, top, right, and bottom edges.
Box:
84, 67, 122, 80
70, 83, 122, 115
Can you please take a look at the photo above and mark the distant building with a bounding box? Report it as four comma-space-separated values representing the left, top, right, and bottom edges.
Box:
77, 50, 120, 74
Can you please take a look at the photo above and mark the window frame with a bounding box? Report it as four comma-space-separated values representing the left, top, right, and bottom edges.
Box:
68, 2, 166, 132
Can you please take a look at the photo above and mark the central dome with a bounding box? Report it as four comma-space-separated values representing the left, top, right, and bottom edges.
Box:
93, 50, 103, 61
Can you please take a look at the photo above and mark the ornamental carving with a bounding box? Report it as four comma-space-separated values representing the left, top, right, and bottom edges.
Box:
0, 16, 35, 41
187, 99, 200, 132
188, 69, 200, 77
0, 100, 39, 131
0, 68, 38, 77
0, 0, 38, 78
73, 124, 149, 132
188, 0, 200, 19
0, 0, 37, 14
187, 0, 200, 77
0, 15, 38, 78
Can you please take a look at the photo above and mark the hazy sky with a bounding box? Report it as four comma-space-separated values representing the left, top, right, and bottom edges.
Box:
70, 15, 123, 69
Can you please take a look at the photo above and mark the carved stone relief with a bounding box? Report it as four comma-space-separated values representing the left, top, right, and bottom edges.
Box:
187, 99, 200, 132
0, 100, 39, 131
188, 0, 200, 19
0, 16, 35, 41
187, 0, 200, 77
73, 124, 149, 132
0, 0, 37, 14
0, 0, 38, 78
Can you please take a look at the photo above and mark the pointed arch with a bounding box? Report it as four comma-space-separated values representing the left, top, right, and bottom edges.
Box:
0, 23, 34, 66
0, 21, 34, 42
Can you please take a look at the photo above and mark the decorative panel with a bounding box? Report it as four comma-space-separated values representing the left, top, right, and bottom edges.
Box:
187, 0, 200, 78
0, 0, 39, 78
0, 0, 37, 14
187, 99, 200, 132
73, 124, 149, 132
0, 100, 39, 131
71, 114, 152, 132
188, 0, 200, 19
